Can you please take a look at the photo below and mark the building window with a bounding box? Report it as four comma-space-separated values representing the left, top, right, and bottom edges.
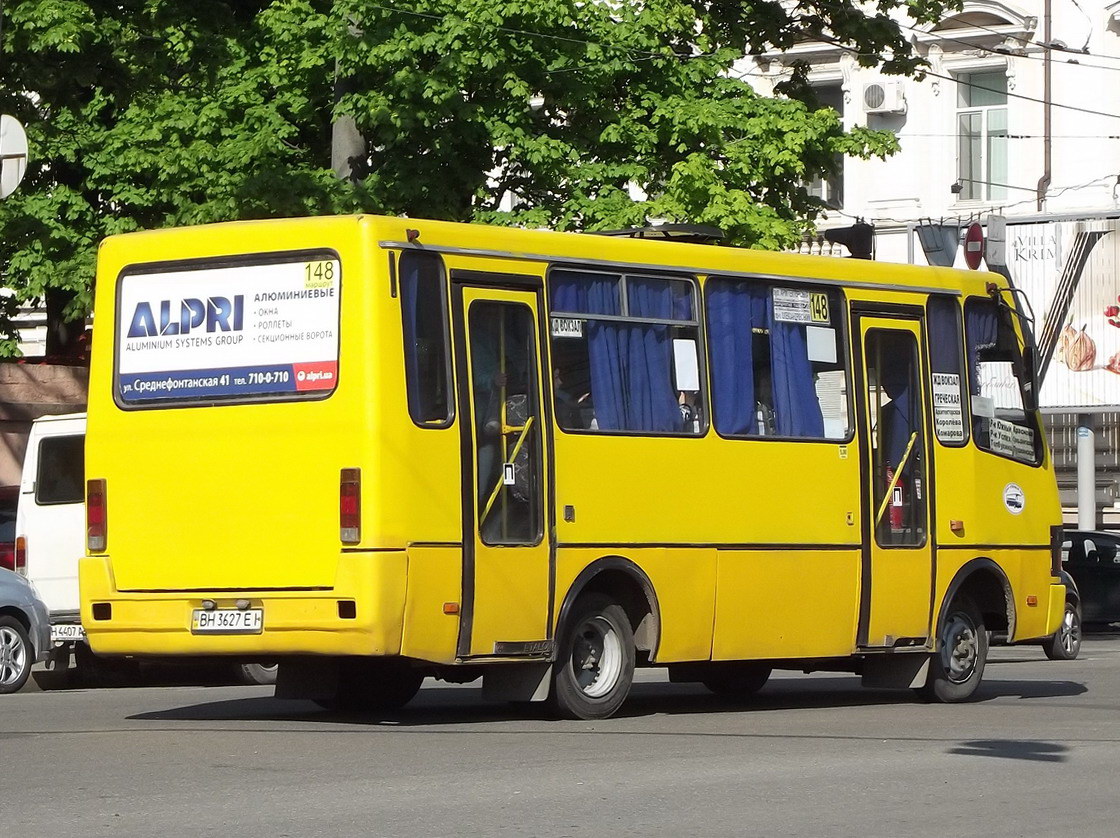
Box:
956, 70, 1008, 201
807, 84, 844, 210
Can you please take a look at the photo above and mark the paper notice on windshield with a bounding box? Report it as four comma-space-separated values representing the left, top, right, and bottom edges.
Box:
989, 417, 1035, 461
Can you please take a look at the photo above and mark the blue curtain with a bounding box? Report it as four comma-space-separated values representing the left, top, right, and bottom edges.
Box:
965, 302, 999, 396
400, 255, 424, 415
621, 279, 682, 432
927, 297, 961, 375
707, 280, 825, 438
708, 281, 764, 435
551, 271, 681, 432
768, 295, 825, 438
965, 301, 1000, 448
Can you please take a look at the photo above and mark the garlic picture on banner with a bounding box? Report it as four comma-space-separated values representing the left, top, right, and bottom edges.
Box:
1063, 325, 1096, 372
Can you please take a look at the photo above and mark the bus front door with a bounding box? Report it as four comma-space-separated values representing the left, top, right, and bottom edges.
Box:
453, 281, 552, 659
853, 315, 934, 649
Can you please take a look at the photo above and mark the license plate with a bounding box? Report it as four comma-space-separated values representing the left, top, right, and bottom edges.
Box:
191, 608, 263, 634
51, 624, 86, 643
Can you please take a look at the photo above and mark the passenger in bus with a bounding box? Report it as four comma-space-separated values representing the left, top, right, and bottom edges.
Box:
879, 362, 917, 470
554, 366, 593, 429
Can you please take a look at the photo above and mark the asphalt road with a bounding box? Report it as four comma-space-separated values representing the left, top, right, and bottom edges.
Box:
3, 636, 1118, 838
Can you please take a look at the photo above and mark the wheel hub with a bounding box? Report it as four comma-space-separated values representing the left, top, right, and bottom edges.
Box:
1059, 609, 1080, 655
0, 627, 27, 686
942, 614, 978, 683
570, 616, 622, 699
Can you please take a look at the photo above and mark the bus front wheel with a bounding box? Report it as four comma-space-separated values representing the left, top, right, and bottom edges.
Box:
920, 597, 988, 703
550, 594, 635, 720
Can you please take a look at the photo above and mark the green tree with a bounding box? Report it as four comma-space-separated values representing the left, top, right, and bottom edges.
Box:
0, 0, 956, 356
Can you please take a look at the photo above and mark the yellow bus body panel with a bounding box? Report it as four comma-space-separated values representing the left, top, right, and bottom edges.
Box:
82, 214, 1064, 665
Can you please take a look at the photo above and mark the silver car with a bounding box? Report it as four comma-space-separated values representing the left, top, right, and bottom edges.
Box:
0, 568, 50, 693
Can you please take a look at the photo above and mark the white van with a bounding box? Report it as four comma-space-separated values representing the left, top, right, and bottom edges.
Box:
15, 413, 88, 668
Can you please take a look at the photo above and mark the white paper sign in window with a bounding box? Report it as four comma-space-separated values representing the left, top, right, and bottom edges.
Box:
989, 417, 1035, 461
116, 255, 341, 404
772, 287, 812, 323
673, 339, 700, 392
932, 372, 965, 443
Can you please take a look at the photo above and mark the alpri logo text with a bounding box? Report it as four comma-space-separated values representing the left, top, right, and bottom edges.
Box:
127, 296, 245, 338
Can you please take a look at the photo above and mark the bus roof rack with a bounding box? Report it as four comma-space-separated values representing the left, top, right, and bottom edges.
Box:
592, 223, 726, 245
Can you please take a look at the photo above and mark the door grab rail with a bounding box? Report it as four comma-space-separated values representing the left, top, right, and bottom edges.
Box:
481, 416, 535, 524
875, 431, 919, 528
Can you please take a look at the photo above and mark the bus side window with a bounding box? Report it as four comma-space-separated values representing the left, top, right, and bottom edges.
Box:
927, 296, 969, 446
964, 297, 1040, 463
548, 269, 702, 435
400, 251, 453, 427
706, 278, 849, 441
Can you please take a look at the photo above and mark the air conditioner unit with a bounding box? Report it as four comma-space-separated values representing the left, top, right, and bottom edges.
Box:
863, 81, 907, 114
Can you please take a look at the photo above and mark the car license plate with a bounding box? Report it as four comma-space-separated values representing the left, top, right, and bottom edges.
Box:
191, 608, 263, 634
51, 624, 86, 643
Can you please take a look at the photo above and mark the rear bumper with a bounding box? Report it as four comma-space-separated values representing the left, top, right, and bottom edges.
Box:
78, 551, 407, 658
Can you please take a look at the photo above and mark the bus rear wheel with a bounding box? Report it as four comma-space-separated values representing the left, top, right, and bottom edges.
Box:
701, 663, 772, 697
550, 594, 635, 720
920, 597, 988, 703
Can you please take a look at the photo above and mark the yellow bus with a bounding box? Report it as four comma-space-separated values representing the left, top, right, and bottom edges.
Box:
80, 215, 1065, 719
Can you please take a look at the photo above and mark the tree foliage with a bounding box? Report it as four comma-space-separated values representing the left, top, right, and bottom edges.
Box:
0, 0, 957, 356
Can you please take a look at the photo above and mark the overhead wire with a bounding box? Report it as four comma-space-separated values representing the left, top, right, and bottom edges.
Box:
821, 174, 1120, 228
804, 32, 1120, 121
897, 21, 1120, 75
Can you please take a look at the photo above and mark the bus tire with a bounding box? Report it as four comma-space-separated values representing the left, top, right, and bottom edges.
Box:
920, 596, 988, 703
238, 662, 279, 685
73, 641, 142, 688
0, 616, 34, 694
550, 593, 635, 720
701, 663, 772, 697
324, 658, 424, 712
1043, 601, 1081, 661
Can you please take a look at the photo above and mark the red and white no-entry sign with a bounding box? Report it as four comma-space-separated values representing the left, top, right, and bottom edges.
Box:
963, 222, 984, 270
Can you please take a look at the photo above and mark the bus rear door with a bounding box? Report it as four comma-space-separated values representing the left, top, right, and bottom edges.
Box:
452, 277, 552, 659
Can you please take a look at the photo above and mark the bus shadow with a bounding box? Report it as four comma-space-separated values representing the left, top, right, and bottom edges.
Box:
126, 674, 1089, 727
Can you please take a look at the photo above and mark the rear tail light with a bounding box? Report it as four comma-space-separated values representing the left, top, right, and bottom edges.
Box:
340, 468, 361, 544
14, 536, 26, 575
87, 478, 107, 552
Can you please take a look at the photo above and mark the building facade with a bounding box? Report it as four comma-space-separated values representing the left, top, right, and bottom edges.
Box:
743, 0, 1120, 522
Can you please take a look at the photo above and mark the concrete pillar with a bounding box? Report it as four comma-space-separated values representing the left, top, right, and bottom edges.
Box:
1077, 413, 1096, 530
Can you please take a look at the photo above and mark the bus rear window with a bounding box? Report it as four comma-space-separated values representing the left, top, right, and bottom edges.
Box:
400, 251, 452, 426
36, 435, 85, 505
114, 251, 341, 407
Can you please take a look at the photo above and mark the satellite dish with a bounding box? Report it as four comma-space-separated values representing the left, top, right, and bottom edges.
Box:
1, 115, 29, 199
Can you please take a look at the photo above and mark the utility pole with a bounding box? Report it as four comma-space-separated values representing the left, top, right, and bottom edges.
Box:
1036, 0, 1052, 211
